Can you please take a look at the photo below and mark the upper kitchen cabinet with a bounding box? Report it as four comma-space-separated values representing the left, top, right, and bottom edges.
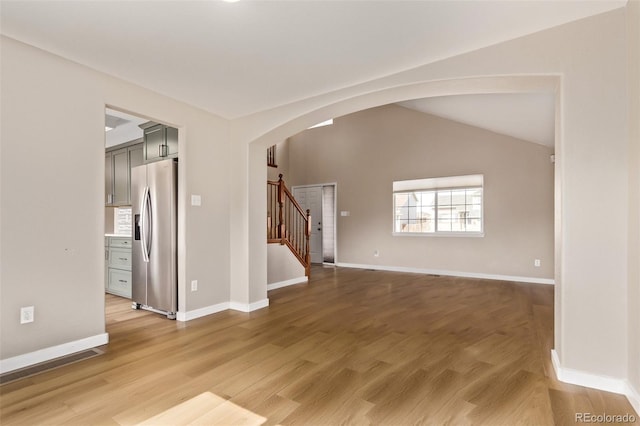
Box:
129, 143, 144, 169
141, 122, 178, 163
105, 151, 114, 205
112, 147, 129, 205
105, 141, 144, 206
105, 149, 128, 206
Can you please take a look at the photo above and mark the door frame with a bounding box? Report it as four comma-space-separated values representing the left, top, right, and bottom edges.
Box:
291, 182, 338, 265
104, 104, 185, 323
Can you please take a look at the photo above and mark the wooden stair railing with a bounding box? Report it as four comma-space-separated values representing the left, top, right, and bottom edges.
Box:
267, 174, 311, 276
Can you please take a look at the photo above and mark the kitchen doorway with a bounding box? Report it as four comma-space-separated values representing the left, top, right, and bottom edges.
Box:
104, 107, 180, 322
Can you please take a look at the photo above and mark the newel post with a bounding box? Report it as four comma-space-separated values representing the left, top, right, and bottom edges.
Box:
278, 174, 285, 244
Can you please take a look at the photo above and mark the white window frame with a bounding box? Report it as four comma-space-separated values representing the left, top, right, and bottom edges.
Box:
392, 175, 484, 237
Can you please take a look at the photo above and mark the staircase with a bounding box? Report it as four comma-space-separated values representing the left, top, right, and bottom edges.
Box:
267, 174, 311, 277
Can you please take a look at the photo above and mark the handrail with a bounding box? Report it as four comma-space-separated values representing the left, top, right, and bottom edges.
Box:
282, 184, 307, 220
267, 174, 311, 276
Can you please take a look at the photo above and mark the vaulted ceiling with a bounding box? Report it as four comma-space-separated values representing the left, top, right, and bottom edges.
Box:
0, 1, 626, 145
398, 93, 556, 147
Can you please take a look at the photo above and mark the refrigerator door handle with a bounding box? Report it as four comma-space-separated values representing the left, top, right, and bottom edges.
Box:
145, 186, 153, 261
140, 186, 151, 263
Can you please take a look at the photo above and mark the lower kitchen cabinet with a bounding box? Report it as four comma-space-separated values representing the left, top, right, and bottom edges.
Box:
107, 268, 132, 298
106, 236, 132, 298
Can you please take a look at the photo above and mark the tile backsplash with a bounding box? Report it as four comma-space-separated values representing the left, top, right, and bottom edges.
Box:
114, 207, 132, 235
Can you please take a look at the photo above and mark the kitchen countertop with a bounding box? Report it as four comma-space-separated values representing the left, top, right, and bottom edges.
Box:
105, 233, 132, 238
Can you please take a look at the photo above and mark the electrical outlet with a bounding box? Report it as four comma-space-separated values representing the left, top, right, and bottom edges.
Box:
191, 280, 198, 292
20, 306, 34, 324
534, 259, 541, 267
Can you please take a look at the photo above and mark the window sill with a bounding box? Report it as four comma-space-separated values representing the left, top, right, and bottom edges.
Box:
392, 232, 484, 238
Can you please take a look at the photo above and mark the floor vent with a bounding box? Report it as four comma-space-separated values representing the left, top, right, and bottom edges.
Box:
0, 348, 104, 385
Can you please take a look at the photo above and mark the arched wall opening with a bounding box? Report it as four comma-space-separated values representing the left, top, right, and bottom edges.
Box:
243, 74, 562, 354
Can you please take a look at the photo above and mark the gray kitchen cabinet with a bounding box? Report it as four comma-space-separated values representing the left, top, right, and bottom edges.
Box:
129, 143, 144, 169
110, 236, 132, 249
165, 126, 178, 157
108, 269, 132, 298
109, 248, 132, 269
105, 151, 113, 205
143, 124, 164, 163
112, 148, 129, 205
105, 236, 132, 298
105, 141, 143, 206
143, 123, 178, 163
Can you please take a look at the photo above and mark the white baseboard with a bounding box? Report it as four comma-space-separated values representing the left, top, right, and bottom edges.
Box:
267, 276, 308, 291
176, 302, 230, 322
552, 349, 639, 415
177, 298, 271, 320
336, 262, 555, 285
551, 349, 627, 393
0, 333, 109, 374
229, 298, 270, 313
250, 299, 270, 311
625, 380, 640, 416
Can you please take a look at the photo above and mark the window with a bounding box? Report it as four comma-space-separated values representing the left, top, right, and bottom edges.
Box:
307, 118, 333, 129
267, 145, 277, 167
393, 175, 483, 236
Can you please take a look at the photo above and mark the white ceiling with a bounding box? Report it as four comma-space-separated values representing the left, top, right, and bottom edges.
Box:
1, 1, 624, 145
105, 108, 148, 148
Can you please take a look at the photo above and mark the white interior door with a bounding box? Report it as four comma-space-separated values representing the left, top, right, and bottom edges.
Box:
292, 186, 323, 264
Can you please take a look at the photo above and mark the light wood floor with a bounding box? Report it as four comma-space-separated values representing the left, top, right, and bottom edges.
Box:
1, 266, 637, 425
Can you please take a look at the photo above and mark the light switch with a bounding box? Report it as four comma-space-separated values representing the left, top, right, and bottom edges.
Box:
191, 195, 202, 206
341, 211, 350, 217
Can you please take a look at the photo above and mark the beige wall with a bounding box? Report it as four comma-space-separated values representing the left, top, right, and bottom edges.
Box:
267, 244, 306, 285
287, 105, 554, 280
627, 0, 640, 402
0, 36, 231, 360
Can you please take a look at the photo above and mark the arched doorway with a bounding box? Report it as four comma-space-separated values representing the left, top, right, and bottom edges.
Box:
240, 75, 561, 355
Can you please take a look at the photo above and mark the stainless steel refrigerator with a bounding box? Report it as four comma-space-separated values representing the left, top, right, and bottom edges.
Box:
131, 159, 178, 319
